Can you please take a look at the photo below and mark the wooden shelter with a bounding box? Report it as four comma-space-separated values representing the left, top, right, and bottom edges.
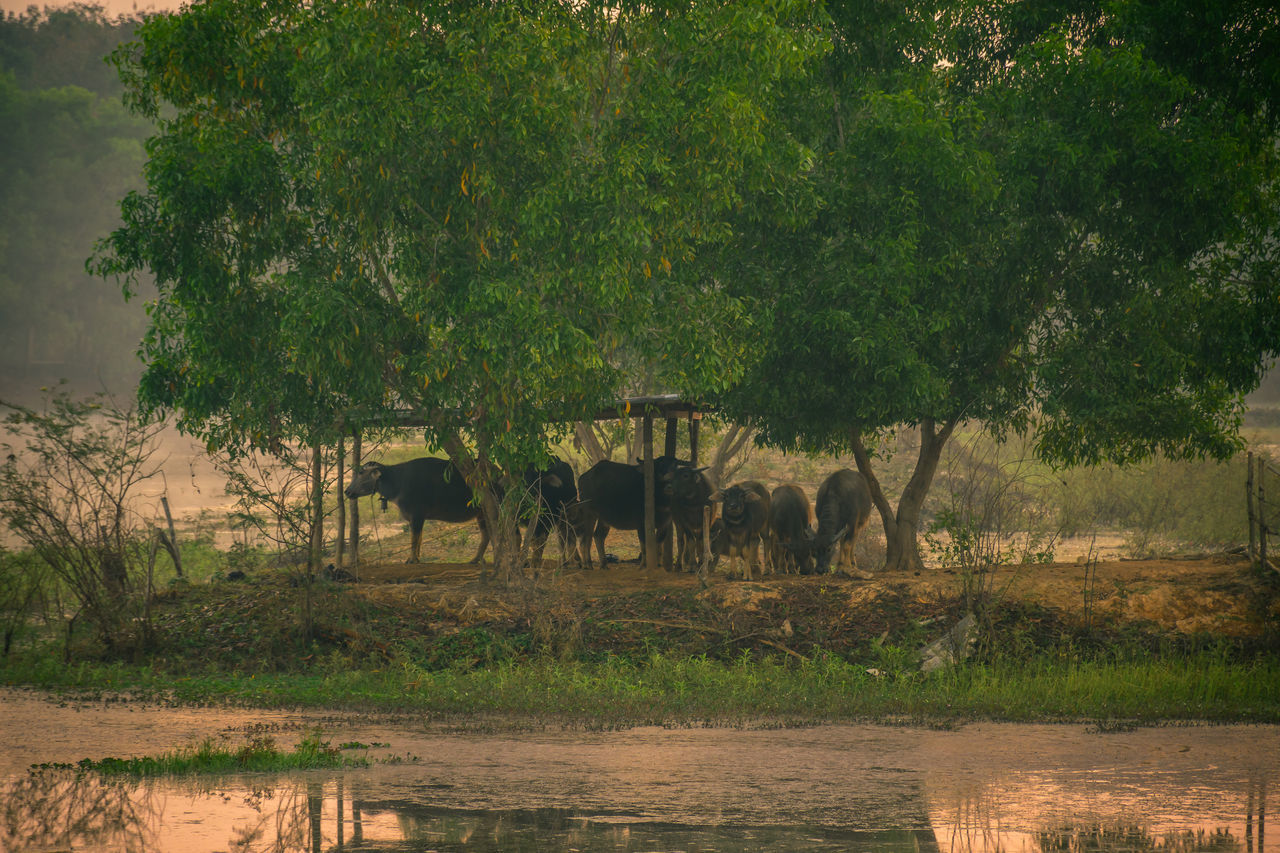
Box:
341, 395, 708, 573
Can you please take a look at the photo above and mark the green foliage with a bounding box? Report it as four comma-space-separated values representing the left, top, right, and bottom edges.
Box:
7, 644, 1278, 724
62, 730, 362, 776
93, 0, 824, 464
718, 0, 1280, 569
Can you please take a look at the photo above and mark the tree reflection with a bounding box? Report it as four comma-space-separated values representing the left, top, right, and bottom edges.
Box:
0, 769, 156, 852
226, 784, 311, 853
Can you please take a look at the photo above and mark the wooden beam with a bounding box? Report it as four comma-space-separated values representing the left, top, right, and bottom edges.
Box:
363, 395, 707, 429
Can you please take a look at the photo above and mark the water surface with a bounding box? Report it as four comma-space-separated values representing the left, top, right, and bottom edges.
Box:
1, 690, 1274, 852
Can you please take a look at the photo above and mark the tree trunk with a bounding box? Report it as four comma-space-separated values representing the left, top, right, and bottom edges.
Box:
708, 423, 753, 488
304, 443, 324, 639
573, 422, 609, 465
440, 430, 521, 585
852, 418, 956, 573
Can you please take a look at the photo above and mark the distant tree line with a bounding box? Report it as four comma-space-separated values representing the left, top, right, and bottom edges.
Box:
0, 4, 153, 394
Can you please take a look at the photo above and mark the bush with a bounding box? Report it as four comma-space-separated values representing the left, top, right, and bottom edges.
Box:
0, 389, 166, 655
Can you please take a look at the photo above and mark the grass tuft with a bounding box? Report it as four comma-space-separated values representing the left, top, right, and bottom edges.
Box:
44, 731, 365, 777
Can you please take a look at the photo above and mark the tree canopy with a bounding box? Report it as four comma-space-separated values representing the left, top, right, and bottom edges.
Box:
94, 0, 1280, 575
93, 0, 824, 571
718, 0, 1280, 570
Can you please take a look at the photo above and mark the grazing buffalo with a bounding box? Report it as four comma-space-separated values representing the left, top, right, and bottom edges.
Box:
344, 457, 487, 564
667, 465, 715, 572
575, 456, 686, 570
811, 468, 873, 574
768, 483, 815, 574
520, 458, 577, 566
711, 480, 771, 580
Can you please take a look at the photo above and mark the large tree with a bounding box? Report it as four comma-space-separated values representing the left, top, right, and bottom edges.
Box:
719, 0, 1280, 572
93, 0, 822, 575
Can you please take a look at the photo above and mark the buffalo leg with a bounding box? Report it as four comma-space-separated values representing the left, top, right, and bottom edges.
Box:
409, 521, 424, 564
840, 536, 856, 571
592, 521, 610, 570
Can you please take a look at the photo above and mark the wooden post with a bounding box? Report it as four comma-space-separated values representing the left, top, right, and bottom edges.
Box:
1260, 459, 1268, 572
160, 495, 182, 577
643, 414, 657, 572
1248, 452, 1257, 564
662, 416, 678, 571
689, 411, 700, 466
349, 430, 362, 574
309, 444, 324, 575
336, 435, 346, 569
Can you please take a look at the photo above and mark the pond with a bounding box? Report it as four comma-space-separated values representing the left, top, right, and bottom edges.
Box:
1, 690, 1275, 852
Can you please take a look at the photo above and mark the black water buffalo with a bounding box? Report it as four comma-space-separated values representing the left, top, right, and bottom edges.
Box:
667, 465, 715, 572
520, 458, 577, 566
575, 456, 686, 570
344, 457, 487, 564
768, 483, 815, 574
711, 480, 770, 580
811, 468, 873, 574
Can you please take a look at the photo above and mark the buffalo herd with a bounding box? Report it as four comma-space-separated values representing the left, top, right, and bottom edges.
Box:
345, 454, 874, 578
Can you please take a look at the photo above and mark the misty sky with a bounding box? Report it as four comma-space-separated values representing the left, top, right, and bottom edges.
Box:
1, 0, 184, 15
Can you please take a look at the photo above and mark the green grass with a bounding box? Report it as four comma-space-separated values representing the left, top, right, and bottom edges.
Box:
7, 649, 1278, 726
37, 731, 366, 777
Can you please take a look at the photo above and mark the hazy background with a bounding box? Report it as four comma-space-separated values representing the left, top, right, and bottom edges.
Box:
0, 0, 179, 14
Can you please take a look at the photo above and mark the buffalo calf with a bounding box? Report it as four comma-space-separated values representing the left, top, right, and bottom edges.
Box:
711, 480, 770, 580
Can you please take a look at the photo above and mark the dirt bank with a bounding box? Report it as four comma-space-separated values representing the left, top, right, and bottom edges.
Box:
346, 552, 1280, 640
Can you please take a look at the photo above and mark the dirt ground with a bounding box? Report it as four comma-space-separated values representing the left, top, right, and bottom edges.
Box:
346, 550, 1280, 640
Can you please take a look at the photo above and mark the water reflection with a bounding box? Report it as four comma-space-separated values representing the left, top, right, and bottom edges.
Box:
2, 718, 1277, 853
0, 769, 155, 851
0, 769, 1274, 853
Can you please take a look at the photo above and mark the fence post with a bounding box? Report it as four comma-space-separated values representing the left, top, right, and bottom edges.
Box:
1260, 459, 1268, 572
1247, 452, 1257, 564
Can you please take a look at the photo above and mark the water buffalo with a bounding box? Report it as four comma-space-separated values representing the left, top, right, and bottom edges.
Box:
768, 483, 815, 574
667, 465, 715, 572
812, 468, 872, 574
520, 457, 577, 566
344, 457, 487, 564
711, 480, 771, 580
575, 456, 686, 570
